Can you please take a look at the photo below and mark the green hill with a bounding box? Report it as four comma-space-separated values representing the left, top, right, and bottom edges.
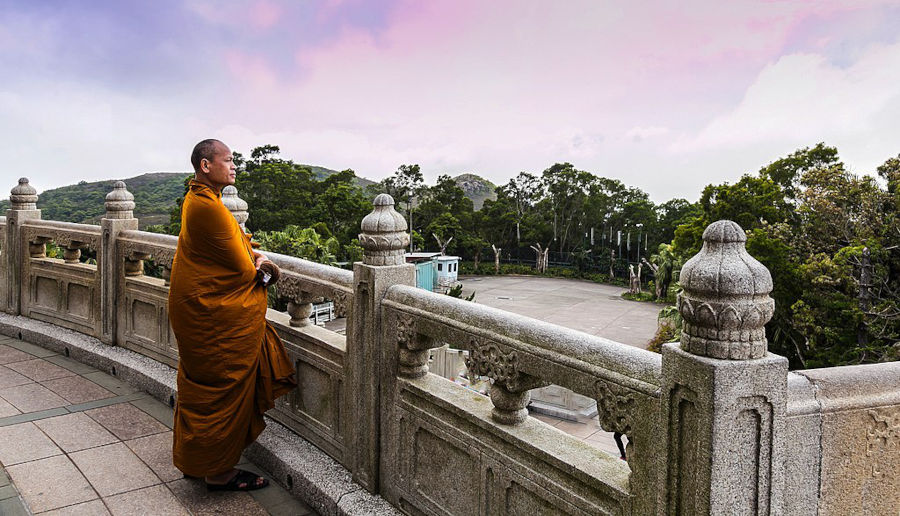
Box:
0, 173, 191, 229
453, 173, 497, 210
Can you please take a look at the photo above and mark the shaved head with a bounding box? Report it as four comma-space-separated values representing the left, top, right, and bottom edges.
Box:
191, 139, 226, 173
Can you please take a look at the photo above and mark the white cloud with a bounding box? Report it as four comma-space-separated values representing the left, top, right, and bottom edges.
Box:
674, 40, 900, 177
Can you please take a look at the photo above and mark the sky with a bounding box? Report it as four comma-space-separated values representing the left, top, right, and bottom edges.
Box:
1, 0, 899, 202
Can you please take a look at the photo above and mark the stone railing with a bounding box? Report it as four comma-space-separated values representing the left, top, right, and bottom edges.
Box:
379, 284, 659, 514
1, 178, 897, 515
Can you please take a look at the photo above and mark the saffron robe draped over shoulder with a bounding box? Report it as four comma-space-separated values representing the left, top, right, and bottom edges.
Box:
168, 180, 296, 477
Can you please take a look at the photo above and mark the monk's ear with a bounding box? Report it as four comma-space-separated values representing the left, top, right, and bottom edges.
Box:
201, 158, 209, 174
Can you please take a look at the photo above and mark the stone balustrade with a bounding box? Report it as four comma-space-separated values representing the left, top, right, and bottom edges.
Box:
0, 177, 897, 515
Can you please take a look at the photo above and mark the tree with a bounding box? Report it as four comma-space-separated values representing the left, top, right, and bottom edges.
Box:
255, 226, 340, 265
642, 243, 677, 301
382, 164, 424, 250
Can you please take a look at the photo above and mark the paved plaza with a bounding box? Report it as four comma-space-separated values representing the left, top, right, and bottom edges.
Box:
0, 335, 314, 516
459, 275, 662, 348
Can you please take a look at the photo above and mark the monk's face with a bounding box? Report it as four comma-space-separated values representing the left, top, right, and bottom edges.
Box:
199, 142, 236, 192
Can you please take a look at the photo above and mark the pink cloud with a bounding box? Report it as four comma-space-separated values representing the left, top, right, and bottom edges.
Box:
249, 0, 282, 29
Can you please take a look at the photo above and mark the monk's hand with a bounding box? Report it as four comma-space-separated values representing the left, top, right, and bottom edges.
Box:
253, 251, 267, 270
256, 260, 281, 287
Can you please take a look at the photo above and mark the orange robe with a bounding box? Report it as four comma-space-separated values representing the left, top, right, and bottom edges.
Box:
168, 180, 296, 477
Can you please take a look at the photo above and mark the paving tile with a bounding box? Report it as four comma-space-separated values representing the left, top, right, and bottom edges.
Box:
34, 412, 118, 453
530, 413, 559, 425
167, 478, 268, 516
44, 355, 98, 375
554, 419, 601, 439
0, 383, 68, 413
124, 432, 182, 482
65, 392, 145, 414
81, 372, 138, 396
0, 484, 17, 500
0, 422, 62, 466
0, 496, 30, 516
0, 397, 20, 418
0, 345, 34, 365
0, 467, 9, 486
70, 443, 159, 497
0, 366, 32, 389
104, 484, 188, 516
242, 463, 313, 515
266, 499, 314, 516
0, 408, 69, 427
85, 403, 168, 440
38, 499, 111, 515
129, 396, 174, 429
1, 340, 56, 358
41, 376, 115, 404
6, 359, 74, 382
6, 455, 96, 513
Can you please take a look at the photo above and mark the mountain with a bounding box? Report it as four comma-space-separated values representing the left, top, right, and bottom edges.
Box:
453, 173, 497, 210
304, 164, 376, 189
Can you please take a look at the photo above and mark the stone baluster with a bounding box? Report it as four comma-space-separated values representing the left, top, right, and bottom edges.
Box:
347, 194, 415, 492
222, 185, 249, 232
124, 252, 149, 276
464, 339, 549, 424
101, 181, 138, 346
394, 312, 436, 379
63, 245, 81, 264
28, 237, 50, 258
5, 178, 41, 314
63, 241, 87, 264
287, 292, 323, 327
659, 220, 788, 515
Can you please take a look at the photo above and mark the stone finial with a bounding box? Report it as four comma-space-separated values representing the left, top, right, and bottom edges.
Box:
676, 220, 774, 360
104, 181, 135, 219
222, 185, 249, 230
10, 177, 38, 210
358, 193, 410, 266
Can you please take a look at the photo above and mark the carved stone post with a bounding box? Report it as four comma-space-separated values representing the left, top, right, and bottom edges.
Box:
659, 220, 788, 515
222, 185, 249, 232
465, 340, 548, 424
5, 178, 41, 315
347, 194, 415, 492
286, 293, 323, 327
101, 181, 138, 345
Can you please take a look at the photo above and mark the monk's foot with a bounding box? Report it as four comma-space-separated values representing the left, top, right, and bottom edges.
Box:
205, 469, 269, 491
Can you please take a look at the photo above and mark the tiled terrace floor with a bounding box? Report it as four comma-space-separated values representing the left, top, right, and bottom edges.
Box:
0, 334, 314, 516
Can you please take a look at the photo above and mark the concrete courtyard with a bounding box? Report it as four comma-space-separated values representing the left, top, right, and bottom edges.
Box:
459, 275, 662, 349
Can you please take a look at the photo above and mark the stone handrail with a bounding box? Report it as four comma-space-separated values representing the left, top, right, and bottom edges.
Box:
22, 219, 102, 255
380, 283, 661, 513
117, 230, 177, 264
265, 252, 353, 323
384, 284, 661, 394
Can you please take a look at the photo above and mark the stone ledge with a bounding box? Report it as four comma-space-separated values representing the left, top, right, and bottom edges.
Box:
0, 312, 398, 516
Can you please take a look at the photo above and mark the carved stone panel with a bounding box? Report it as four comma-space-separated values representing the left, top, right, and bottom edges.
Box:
819, 406, 900, 515
66, 283, 91, 319
34, 276, 59, 310
594, 379, 636, 435
410, 426, 479, 515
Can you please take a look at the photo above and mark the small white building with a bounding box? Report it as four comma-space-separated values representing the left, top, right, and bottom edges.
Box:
435, 255, 460, 291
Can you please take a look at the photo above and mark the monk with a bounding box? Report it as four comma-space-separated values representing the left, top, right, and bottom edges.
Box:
168, 139, 297, 491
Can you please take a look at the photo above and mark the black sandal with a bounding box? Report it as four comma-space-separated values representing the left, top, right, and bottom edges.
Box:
206, 469, 269, 492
